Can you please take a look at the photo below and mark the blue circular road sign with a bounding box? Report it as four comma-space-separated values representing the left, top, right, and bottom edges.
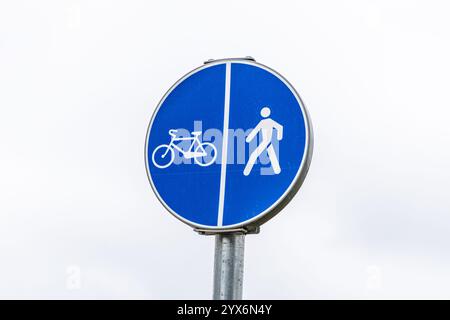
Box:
145, 58, 313, 231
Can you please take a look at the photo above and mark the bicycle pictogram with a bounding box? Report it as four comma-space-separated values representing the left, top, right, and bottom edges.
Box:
152, 129, 217, 168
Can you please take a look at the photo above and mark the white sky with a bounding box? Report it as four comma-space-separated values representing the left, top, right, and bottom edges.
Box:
1, 0, 450, 299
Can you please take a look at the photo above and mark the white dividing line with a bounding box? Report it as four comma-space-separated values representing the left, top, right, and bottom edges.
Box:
217, 63, 231, 226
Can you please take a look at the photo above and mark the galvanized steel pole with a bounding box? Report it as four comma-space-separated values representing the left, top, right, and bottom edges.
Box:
213, 233, 245, 300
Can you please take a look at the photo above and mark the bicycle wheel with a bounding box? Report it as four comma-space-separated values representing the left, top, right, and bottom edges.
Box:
152, 144, 175, 169
194, 142, 217, 167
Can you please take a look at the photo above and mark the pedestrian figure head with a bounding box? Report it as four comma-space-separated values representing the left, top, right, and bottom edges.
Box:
260, 107, 271, 118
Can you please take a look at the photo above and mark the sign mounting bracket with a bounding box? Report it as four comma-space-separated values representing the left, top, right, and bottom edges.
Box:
194, 226, 260, 236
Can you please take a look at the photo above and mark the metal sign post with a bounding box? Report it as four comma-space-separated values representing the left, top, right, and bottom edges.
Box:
213, 233, 245, 300
145, 57, 313, 299
197, 227, 259, 300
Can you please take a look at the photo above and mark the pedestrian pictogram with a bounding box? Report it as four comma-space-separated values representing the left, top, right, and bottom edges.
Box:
243, 107, 283, 176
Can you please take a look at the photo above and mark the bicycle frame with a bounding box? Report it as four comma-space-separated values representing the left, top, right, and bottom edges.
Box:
163, 135, 206, 158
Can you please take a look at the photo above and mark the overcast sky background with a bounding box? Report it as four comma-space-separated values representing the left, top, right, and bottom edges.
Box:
1, 0, 450, 299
